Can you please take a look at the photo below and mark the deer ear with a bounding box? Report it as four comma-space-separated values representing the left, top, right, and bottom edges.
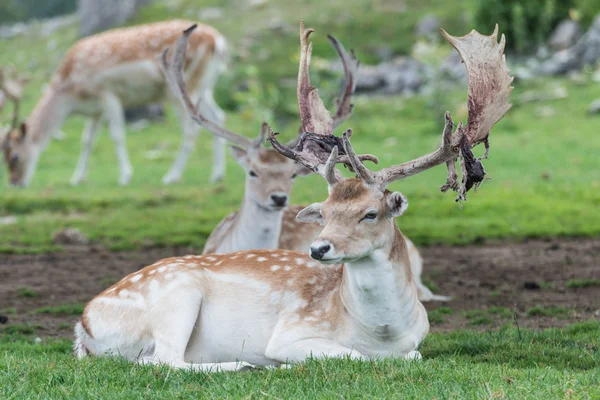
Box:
296, 202, 323, 224
386, 191, 408, 217
19, 122, 27, 137
229, 146, 247, 167
294, 163, 312, 177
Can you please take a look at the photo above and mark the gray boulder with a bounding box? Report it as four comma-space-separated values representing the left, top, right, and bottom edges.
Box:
548, 19, 581, 51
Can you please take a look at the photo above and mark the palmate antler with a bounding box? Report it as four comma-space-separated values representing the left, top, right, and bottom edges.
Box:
269, 21, 378, 181
273, 25, 513, 204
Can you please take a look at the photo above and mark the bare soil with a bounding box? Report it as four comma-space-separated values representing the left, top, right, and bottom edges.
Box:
1, 238, 599, 339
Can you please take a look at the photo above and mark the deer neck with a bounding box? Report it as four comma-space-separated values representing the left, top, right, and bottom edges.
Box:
340, 226, 421, 340
20, 85, 73, 185
230, 194, 285, 251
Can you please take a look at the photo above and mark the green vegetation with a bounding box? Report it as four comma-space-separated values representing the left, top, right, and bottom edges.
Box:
427, 306, 453, 325
0, 0, 599, 252
35, 304, 85, 316
527, 306, 573, 318
567, 278, 600, 288
17, 287, 40, 298
0, 321, 598, 398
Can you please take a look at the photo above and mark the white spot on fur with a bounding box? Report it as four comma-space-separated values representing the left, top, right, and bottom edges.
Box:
257, 257, 267, 262
130, 274, 142, 283
184, 255, 194, 259
246, 254, 256, 259
284, 265, 292, 271
165, 273, 173, 279
304, 316, 318, 322
295, 258, 306, 265
149, 270, 156, 275
286, 279, 295, 285
207, 257, 217, 261
157, 266, 167, 273
214, 260, 223, 266
230, 255, 239, 260
119, 290, 130, 298
271, 265, 281, 272
200, 262, 210, 266
280, 257, 289, 261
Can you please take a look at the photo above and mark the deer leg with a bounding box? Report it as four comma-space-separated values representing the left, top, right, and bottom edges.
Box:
71, 117, 102, 186
101, 92, 133, 186
162, 102, 200, 185
265, 337, 365, 364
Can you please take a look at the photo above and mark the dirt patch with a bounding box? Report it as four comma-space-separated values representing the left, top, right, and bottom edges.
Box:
0, 238, 599, 338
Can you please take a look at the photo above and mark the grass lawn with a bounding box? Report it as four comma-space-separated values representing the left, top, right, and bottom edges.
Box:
0, 1, 599, 398
0, 321, 598, 399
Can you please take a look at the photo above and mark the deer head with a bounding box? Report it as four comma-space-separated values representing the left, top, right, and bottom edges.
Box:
268, 25, 512, 261
0, 66, 31, 186
161, 23, 376, 211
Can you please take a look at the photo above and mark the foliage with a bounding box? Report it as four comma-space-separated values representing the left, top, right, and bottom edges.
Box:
0, 0, 76, 24
475, 0, 575, 53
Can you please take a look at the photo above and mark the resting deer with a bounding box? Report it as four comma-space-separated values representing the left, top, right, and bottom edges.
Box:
161, 24, 449, 302
0, 20, 228, 187
74, 23, 512, 371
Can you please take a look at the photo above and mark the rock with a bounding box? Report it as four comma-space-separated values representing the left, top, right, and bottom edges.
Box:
415, 14, 440, 40
356, 57, 426, 95
538, 14, 600, 76
78, 0, 151, 37
52, 228, 89, 246
588, 99, 600, 114
438, 50, 467, 83
548, 19, 581, 50
198, 7, 224, 21
535, 106, 556, 118
519, 86, 568, 104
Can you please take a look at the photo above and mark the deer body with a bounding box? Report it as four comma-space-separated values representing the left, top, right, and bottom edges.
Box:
76, 217, 428, 370
1, 20, 228, 186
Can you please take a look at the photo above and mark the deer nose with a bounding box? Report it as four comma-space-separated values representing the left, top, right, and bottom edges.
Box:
270, 194, 288, 207
310, 243, 331, 260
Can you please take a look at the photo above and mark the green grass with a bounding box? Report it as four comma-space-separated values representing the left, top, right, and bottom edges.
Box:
428, 306, 453, 325
35, 304, 85, 316
0, 321, 598, 398
0, 1, 598, 252
17, 287, 40, 298
567, 279, 600, 288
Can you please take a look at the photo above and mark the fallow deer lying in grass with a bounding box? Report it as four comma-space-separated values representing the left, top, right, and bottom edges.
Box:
0, 20, 228, 187
74, 23, 512, 372
161, 24, 449, 301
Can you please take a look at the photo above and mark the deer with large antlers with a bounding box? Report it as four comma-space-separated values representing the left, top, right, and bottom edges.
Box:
74, 24, 511, 371
0, 20, 228, 187
161, 24, 448, 301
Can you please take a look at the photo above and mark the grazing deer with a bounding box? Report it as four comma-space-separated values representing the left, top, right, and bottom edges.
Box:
0, 20, 228, 187
74, 23, 512, 371
161, 25, 449, 302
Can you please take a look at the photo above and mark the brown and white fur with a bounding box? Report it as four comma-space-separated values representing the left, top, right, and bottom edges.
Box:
1, 20, 227, 187
75, 177, 429, 371
202, 146, 449, 302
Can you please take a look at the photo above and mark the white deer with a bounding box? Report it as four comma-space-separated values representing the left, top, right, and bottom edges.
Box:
0, 19, 228, 187
161, 24, 449, 301
74, 23, 512, 371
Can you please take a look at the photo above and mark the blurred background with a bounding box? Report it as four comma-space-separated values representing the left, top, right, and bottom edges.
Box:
0, 0, 599, 251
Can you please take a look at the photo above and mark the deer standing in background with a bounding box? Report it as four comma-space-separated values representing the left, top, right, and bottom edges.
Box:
75, 23, 512, 371
161, 24, 448, 301
0, 20, 228, 187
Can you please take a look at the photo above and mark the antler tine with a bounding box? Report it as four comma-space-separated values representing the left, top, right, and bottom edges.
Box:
341, 129, 375, 184
324, 146, 341, 186
297, 20, 333, 135
328, 35, 359, 130
367, 26, 512, 203
160, 25, 253, 149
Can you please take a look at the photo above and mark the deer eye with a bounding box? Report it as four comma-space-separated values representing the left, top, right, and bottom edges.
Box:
361, 212, 378, 222
249, 170, 258, 177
